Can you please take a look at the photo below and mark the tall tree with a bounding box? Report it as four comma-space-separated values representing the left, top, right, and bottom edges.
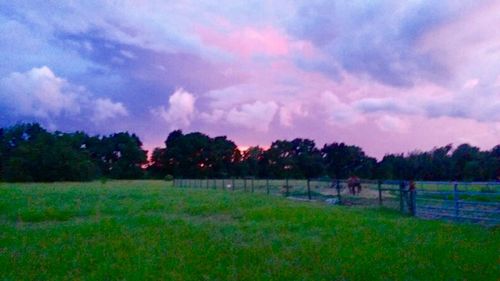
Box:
451, 144, 481, 180
263, 138, 324, 179
240, 146, 265, 178
0, 123, 98, 181
148, 147, 166, 179
322, 143, 375, 179
102, 133, 148, 179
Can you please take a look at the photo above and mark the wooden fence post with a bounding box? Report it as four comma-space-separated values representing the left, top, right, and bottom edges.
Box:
266, 178, 270, 195
244, 178, 247, 192
251, 178, 254, 193
399, 181, 406, 213
213, 178, 217, 190
408, 181, 416, 216
336, 179, 342, 204
232, 178, 235, 191
222, 178, 225, 190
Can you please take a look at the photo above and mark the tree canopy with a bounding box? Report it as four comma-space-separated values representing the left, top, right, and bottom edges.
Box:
0, 123, 499, 182
0, 123, 147, 182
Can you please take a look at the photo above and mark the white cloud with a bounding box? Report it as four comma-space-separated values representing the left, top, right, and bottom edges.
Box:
375, 115, 409, 133
320, 91, 364, 125
0, 66, 81, 118
352, 85, 500, 123
226, 101, 278, 132
200, 109, 225, 123
152, 88, 196, 128
279, 102, 307, 127
0, 66, 129, 125
92, 98, 128, 123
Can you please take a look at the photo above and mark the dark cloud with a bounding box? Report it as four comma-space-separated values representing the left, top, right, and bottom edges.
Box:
288, 1, 466, 87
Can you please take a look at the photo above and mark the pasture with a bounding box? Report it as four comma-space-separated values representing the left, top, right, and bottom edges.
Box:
0, 181, 499, 280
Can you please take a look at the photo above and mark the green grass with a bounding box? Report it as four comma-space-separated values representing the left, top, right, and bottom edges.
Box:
0, 181, 499, 280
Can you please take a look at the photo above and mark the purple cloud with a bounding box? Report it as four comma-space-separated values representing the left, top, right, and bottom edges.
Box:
0, 0, 499, 158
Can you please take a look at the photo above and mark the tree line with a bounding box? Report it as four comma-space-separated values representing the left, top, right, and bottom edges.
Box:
0, 123, 147, 181
0, 123, 499, 182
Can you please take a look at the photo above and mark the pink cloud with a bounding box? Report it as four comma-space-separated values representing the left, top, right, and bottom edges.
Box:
418, 0, 500, 86
226, 100, 279, 132
197, 25, 290, 58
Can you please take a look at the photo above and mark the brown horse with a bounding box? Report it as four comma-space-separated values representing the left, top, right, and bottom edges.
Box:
347, 176, 361, 195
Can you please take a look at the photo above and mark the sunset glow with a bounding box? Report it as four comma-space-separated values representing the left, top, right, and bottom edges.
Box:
1, 1, 499, 158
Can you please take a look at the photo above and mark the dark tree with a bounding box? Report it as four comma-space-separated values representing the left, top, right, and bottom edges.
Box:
322, 143, 375, 179
262, 138, 324, 179
100, 133, 148, 179
451, 144, 481, 181
240, 146, 265, 178
1, 123, 499, 182
206, 136, 239, 178
263, 140, 297, 178
152, 130, 242, 179
148, 148, 166, 179
0, 123, 97, 181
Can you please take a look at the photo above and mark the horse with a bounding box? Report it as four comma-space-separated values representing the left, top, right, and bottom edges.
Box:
347, 176, 361, 195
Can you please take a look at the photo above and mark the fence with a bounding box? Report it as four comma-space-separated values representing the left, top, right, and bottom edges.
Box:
415, 182, 500, 224
173, 178, 500, 225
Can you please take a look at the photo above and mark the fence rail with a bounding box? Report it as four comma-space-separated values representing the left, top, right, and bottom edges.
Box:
173, 178, 500, 225
415, 182, 500, 224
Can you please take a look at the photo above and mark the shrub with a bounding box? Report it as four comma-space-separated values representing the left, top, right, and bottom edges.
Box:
164, 175, 174, 181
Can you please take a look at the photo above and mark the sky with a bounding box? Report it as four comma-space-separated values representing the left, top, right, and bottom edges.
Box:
1, 1, 499, 159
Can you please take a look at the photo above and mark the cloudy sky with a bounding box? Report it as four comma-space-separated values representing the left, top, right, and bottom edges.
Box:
1, 1, 499, 158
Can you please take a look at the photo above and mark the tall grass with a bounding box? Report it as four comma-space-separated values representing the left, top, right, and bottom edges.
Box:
0, 181, 498, 280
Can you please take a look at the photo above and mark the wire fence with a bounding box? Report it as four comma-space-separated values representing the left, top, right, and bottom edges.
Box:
173, 178, 500, 225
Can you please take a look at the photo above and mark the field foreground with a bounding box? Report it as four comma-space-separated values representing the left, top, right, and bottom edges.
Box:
0, 181, 499, 280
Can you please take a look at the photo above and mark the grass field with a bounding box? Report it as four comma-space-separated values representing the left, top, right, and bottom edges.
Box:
0, 181, 499, 280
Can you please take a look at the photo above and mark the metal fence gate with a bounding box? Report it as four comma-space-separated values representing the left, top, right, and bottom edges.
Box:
415, 182, 500, 224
